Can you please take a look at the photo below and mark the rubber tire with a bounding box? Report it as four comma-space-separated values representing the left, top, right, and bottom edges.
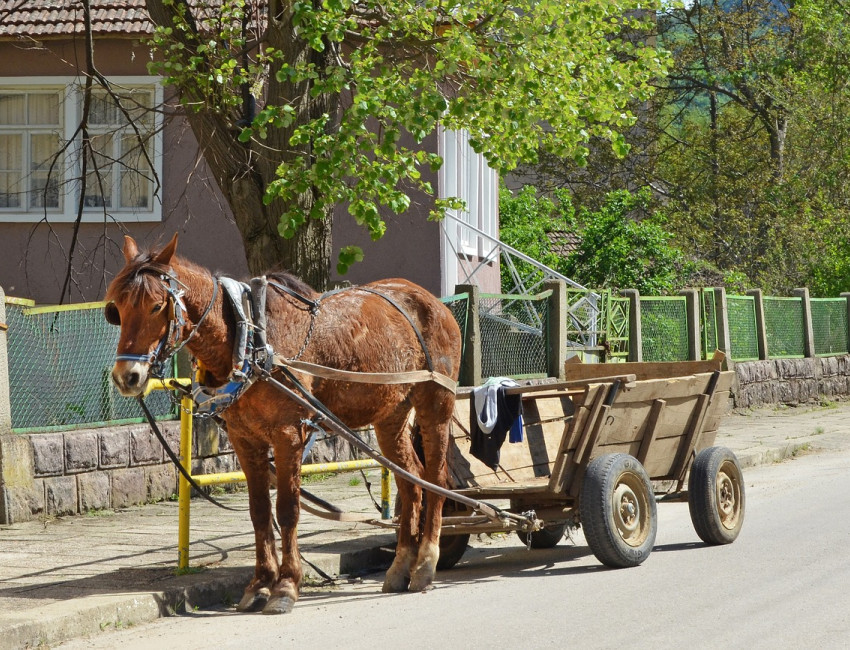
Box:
580, 453, 657, 568
516, 522, 569, 549
688, 446, 745, 545
393, 494, 470, 570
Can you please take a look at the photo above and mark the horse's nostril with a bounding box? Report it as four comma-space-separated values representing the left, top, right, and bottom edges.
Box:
127, 372, 140, 387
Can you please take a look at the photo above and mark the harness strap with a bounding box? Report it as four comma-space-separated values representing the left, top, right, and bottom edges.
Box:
348, 287, 435, 372
268, 280, 320, 312
275, 356, 457, 392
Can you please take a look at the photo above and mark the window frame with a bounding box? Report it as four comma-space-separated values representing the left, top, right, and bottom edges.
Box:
0, 76, 163, 223
438, 126, 499, 260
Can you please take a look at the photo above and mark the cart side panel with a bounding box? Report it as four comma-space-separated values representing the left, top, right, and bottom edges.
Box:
447, 391, 574, 488
590, 372, 734, 479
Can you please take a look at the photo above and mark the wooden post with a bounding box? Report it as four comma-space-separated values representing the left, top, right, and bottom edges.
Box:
792, 287, 815, 358
543, 279, 567, 379
679, 288, 700, 361
621, 289, 642, 362
840, 292, 850, 354
0, 287, 10, 435
455, 284, 482, 387
713, 287, 733, 360
746, 289, 768, 360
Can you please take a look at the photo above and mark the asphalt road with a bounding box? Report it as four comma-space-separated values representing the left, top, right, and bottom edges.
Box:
60, 446, 850, 650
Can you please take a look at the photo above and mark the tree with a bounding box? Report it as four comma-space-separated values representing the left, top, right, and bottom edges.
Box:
499, 185, 692, 294
515, 1, 850, 295
143, 0, 669, 288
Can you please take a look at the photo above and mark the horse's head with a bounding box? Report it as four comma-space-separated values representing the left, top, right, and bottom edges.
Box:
105, 233, 183, 397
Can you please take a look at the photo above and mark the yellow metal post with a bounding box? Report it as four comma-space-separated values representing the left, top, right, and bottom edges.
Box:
177, 394, 193, 570
381, 467, 392, 519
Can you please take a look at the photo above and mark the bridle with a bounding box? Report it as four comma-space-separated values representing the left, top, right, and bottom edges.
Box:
114, 269, 218, 379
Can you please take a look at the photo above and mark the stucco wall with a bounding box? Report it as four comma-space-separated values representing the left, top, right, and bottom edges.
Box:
1, 37, 451, 303
0, 38, 250, 304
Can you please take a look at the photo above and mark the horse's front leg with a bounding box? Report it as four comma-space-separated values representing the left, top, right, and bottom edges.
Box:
262, 427, 304, 614
229, 434, 279, 612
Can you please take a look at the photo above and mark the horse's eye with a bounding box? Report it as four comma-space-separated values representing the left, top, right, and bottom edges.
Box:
150, 302, 165, 315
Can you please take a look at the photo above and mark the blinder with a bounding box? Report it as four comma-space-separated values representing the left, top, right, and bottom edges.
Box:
104, 301, 120, 326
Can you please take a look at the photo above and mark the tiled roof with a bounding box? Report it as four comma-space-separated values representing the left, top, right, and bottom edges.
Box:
548, 229, 581, 258
0, 1, 153, 37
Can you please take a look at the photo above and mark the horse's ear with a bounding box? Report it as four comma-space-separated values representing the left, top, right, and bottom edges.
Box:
122, 236, 139, 263
104, 302, 121, 326
153, 233, 179, 266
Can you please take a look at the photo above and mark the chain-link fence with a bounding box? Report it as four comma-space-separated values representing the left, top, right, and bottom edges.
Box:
640, 296, 689, 362
763, 296, 805, 358
726, 295, 759, 361
4, 299, 175, 432
479, 292, 549, 379
811, 298, 849, 356
441, 293, 469, 364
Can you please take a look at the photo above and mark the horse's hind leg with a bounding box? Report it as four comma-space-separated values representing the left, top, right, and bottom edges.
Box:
374, 406, 423, 593
230, 434, 279, 612
408, 386, 453, 592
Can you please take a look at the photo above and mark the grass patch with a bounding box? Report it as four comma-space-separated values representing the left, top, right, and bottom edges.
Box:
302, 472, 333, 484
348, 476, 361, 487
175, 565, 206, 576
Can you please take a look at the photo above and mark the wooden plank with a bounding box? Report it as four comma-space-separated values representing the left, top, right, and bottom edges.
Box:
547, 384, 605, 494
564, 350, 725, 382
606, 372, 732, 403
670, 392, 711, 482
636, 399, 665, 465
455, 375, 637, 400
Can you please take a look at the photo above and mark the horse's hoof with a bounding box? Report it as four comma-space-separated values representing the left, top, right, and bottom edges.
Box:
382, 574, 410, 593
262, 595, 296, 615
236, 587, 270, 612
408, 567, 436, 592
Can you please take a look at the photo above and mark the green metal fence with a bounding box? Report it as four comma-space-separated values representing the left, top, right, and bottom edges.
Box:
763, 296, 805, 358
726, 295, 760, 361
4, 299, 176, 432
640, 296, 689, 362
810, 298, 849, 356
479, 292, 549, 379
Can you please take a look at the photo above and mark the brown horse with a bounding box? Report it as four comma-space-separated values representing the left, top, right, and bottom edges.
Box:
105, 234, 461, 614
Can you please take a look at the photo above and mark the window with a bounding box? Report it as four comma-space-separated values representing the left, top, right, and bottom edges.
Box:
0, 90, 63, 210
438, 127, 498, 259
0, 77, 162, 222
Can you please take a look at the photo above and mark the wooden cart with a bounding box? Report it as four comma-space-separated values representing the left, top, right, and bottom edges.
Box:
433, 352, 745, 569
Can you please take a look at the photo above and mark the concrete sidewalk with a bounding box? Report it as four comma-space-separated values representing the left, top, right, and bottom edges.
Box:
2, 402, 849, 649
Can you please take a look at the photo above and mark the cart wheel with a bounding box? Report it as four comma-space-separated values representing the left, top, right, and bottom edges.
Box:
516, 523, 569, 549
393, 495, 470, 570
436, 532, 471, 570
580, 453, 657, 568
688, 446, 745, 545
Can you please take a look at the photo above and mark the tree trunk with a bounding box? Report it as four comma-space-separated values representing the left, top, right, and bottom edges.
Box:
145, 0, 335, 290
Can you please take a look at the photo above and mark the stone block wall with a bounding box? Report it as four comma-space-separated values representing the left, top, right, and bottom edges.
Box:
0, 414, 378, 524
0, 419, 239, 524
733, 354, 850, 409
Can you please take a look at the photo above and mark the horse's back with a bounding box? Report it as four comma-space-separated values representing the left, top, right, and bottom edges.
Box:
303, 278, 460, 380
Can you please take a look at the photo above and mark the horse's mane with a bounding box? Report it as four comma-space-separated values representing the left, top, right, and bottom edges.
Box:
266, 270, 317, 298
106, 252, 208, 304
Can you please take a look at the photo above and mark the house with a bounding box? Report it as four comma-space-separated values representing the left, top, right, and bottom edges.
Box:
0, 0, 500, 305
